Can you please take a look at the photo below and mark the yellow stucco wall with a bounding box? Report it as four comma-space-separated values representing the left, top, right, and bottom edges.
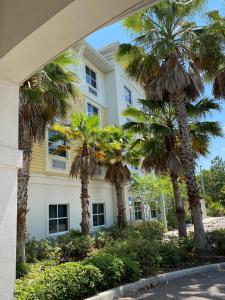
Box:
30, 98, 107, 177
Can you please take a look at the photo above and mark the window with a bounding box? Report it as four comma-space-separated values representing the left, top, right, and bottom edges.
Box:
49, 204, 68, 234
92, 203, 105, 227
134, 201, 142, 220
85, 65, 97, 89
48, 130, 67, 158
124, 86, 132, 105
87, 103, 99, 117
151, 209, 157, 219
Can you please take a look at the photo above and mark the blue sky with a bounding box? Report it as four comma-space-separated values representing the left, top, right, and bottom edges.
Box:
86, 0, 225, 170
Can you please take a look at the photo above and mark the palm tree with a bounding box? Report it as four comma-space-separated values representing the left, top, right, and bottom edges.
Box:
17, 51, 78, 263
116, 0, 221, 251
100, 127, 138, 228
123, 98, 222, 237
53, 113, 103, 235
199, 10, 225, 99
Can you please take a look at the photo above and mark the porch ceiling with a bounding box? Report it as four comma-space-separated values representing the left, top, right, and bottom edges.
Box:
0, 0, 159, 83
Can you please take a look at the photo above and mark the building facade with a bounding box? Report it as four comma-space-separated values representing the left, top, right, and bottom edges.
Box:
27, 41, 156, 240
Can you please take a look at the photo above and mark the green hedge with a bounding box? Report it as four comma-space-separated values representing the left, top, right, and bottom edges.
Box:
83, 253, 124, 289
15, 262, 101, 300
207, 229, 225, 255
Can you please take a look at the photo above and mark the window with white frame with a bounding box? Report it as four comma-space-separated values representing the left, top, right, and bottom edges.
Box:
134, 201, 142, 220
87, 103, 99, 117
92, 203, 105, 227
48, 129, 67, 158
85, 65, 97, 89
49, 204, 68, 234
124, 86, 132, 105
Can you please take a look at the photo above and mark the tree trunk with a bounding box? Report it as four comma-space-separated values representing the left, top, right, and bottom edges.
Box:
170, 172, 187, 237
80, 175, 90, 235
173, 97, 208, 252
17, 140, 32, 263
115, 183, 127, 229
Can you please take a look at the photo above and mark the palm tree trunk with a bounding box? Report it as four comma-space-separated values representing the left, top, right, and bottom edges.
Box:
170, 172, 187, 237
115, 183, 127, 229
80, 175, 90, 235
173, 97, 208, 252
17, 140, 32, 263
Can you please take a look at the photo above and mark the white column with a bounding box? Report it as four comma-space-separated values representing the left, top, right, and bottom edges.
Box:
160, 194, 168, 231
0, 78, 22, 300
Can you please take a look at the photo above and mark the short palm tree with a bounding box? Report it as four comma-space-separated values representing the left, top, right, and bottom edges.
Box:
116, 0, 221, 250
18, 51, 78, 263
53, 113, 103, 235
123, 98, 222, 237
100, 127, 139, 228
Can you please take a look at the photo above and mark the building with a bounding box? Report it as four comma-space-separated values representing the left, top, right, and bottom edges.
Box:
27, 41, 160, 240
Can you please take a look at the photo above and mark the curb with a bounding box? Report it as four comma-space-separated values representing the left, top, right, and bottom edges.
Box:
86, 262, 225, 300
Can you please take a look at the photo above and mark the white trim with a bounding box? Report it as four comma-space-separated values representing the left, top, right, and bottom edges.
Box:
29, 173, 112, 189
45, 202, 70, 238
45, 128, 69, 174
85, 64, 98, 91
85, 98, 103, 128
91, 201, 107, 230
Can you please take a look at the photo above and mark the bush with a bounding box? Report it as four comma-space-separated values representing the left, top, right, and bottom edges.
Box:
94, 228, 113, 248
26, 238, 61, 263
16, 262, 30, 279
207, 229, 225, 255
207, 202, 225, 217
106, 221, 164, 242
15, 262, 102, 300
132, 221, 165, 241
105, 239, 161, 276
56, 230, 94, 260
83, 253, 124, 289
158, 241, 180, 268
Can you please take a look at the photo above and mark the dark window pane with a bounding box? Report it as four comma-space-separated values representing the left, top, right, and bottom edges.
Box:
151, 210, 156, 218
93, 215, 98, 227
49, 219, 57, 234
92, 204, 97, 215
124, 87, 132, 104
49, 205, 57, 219
58, 205, 67, 218
98, 214, 105, 226
85, 66, 97, 88
98, 204, 104, 214
58, 218, 68, 232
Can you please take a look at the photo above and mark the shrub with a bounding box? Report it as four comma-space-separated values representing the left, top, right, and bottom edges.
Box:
56, 230, 94, 260
107, 221, 164, 242
94, 228, 113, 248
158, 241, 180, 268
15, 262, 102, 300
207, 202, 225, 217
207, 229, 225, 255
16, 262, 30, 279
26, 238, 61, 263
119, 256, 140, 282
105, 239, 161, 276
168, 235, 194, 262
83, 253, 124, 289
132, 221, 165, 241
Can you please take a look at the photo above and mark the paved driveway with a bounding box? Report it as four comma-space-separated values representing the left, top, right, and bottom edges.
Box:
120, 270, 225, 300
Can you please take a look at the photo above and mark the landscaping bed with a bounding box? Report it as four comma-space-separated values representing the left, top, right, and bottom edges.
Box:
15, 222, 225, 300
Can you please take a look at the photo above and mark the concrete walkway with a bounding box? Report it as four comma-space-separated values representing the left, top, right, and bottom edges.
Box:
120, 270, 225, 300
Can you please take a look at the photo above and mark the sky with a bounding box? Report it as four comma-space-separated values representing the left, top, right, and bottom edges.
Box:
86, 0, 225, 170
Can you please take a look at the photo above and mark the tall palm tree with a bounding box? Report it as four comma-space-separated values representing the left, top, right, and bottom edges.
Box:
123, 98, 222, 237
100, 127, 139, 228
116, 0, 222, 251
17, 51, 78, 263
53, 113, 103, 235
198, 10, 225, 99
